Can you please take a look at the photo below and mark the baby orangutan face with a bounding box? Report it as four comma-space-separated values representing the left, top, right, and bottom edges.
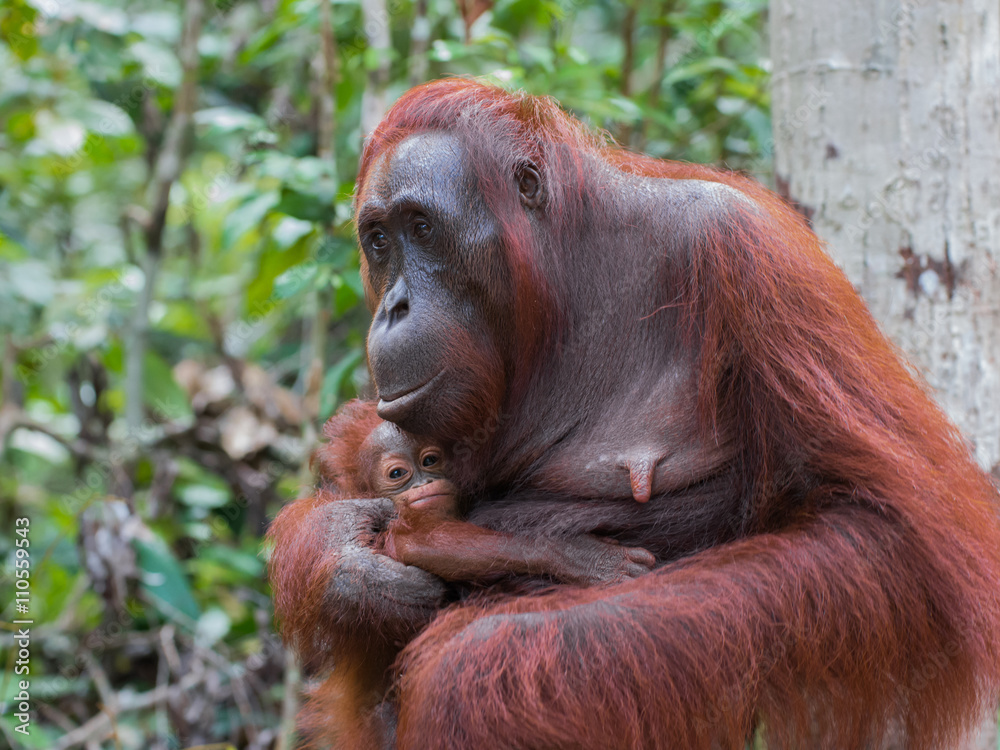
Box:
359, 422, 459, 519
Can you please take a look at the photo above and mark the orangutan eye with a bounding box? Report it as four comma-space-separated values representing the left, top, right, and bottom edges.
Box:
421, 453, 439, 467
413, 220, 432, 240
370, 230, 389, 250
388, 467, 408, 480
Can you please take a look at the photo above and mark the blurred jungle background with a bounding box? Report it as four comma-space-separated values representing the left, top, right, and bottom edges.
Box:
0, 0, 771, 746
5, 0, 999, 744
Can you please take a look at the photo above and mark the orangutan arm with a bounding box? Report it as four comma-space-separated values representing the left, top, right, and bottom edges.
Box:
383, 517, 655, 586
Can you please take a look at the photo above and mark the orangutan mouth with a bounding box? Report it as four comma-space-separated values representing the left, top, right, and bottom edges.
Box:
376, 370, 444, 421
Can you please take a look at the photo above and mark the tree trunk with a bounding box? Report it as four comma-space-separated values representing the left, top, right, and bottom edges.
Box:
771, 0, 1000, 747
360, 0, 391, 135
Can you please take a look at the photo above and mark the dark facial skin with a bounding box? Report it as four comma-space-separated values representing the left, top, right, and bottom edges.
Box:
358, 133, 510, 442
359, 421, 458, 519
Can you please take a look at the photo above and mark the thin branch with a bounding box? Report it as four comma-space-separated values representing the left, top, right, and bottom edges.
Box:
302, 0, 337, 432
1, 335, 17, 408
53, 671, 207, 750
144, 0, 205, 256
2, 414, 98, 461
360, 0, 390, 136
126, 0, 205, 437
641, 0, 675, 149
159, 625, 182, 674
123, 248, 159, 439
38, 703, 77, 734
620, 3, 636, 99
154, 627, 171, 741
408, 0, 430, 85
314, 0, 339, 161
618, 1, 637, 145
275, 648, 301, 750
83, 654, 118, 715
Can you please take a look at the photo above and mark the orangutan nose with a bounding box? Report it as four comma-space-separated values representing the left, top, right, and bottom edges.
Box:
382, 278, 409, 329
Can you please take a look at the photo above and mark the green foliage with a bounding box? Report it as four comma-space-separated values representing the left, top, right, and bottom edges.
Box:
0, 0, 769, 746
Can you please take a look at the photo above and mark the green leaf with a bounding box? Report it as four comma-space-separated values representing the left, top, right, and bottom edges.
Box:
0, 231, 29, 260
333, 274, 361, 315
320, 347, 364, 419
221, 190, 279, 249
65, 1, 129, 34
199, 545, 265, 578
68, 99, 134, 138
271, 216, 315, 249
134, 536, 201, 625
316, 234, 358, 268
275, 186, 337, 223
156, 300, 213, 340
519, 43, 555, 72
143, 351, 193, 421
194, 106, 265, 134
129, 10, 181, 42
27, 110, 86, 157
274, 262, 318, 299
195, 607, 232, 647
429, 39, 461, 62
176, 483, 231, 509
6, 259, 54, 304
664, 56, 741, 85
0, 715, 59, 748
128, 40, 182, 87
1, 0, 40, 60
247, 239, 311, 312
11, 675, 89, 701
341, 268, 366, 299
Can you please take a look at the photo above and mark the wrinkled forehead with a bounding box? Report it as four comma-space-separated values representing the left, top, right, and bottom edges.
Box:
366, 421, 414, 455
357, 131, 472, 212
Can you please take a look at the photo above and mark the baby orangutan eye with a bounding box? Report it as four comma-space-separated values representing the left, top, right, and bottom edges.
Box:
421, 453, 439, 467
388, 466, 408, 480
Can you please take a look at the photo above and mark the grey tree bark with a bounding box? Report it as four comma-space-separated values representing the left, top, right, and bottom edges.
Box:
771, 1, 1000, 747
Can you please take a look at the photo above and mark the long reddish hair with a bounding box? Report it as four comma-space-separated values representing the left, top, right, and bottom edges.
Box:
356, 78, 1000, 747
312, 398, 383, 496
270, 78, 1000, 749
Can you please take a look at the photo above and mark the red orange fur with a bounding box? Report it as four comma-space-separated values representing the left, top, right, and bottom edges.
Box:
269, 79, 1000, 749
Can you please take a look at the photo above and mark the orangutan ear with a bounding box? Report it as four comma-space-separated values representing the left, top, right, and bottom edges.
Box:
515, 162, 545, 210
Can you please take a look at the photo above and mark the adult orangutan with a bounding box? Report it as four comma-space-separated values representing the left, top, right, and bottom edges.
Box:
268, 78, 1000, 749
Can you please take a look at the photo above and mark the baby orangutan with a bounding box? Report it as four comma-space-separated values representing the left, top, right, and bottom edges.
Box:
357, 418, 656, 586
